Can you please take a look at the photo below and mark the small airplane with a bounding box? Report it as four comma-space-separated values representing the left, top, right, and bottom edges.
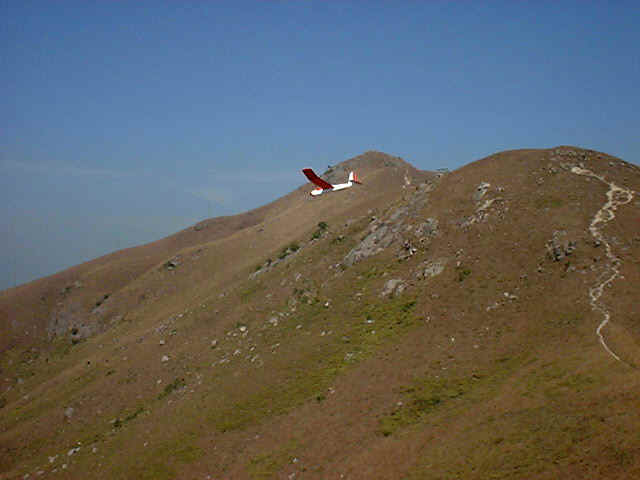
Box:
302, 168, 362, 196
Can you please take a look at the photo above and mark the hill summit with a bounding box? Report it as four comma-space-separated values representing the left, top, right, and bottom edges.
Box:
1, 147, 639, 479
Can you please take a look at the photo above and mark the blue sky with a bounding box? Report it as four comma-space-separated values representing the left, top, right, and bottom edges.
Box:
2, 1, 639, 290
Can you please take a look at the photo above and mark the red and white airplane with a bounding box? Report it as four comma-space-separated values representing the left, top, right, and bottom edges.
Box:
302, 168, 362, 196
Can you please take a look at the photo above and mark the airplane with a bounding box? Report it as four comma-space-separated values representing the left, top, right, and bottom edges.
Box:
302, 168, 362, 196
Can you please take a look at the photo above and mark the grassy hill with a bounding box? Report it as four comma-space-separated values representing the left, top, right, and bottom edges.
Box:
1, 148, 639, 479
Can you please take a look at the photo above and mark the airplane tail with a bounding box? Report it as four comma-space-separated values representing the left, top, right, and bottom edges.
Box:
348, 171, 362, 184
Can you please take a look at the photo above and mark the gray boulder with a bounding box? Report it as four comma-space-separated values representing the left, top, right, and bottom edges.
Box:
416, 258, 448, 280
414, 218, 439, 238
381, 279, 406, 297
343, 224, 395, 266
546, 230, 576, 261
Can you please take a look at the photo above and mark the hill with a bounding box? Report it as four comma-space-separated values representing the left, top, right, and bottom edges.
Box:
1, 148, 639, 479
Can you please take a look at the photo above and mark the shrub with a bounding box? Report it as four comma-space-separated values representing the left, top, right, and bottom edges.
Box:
158, 378, 186, 399
457, 268, 472, 282
311, 222, 328, 240
279, 243, 300, 259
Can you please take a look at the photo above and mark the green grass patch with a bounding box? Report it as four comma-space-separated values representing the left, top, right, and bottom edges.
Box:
2, 366, 103, 432
114, 406, 145, 429
407, 404, 604, 480
378, 356, 523, 437
525, 361, 598, 399
247, 439, 300, 479
157, 377, 186, 400
50, 337, 73, 358
535, 196, 564, 209
208, 295, 420, 433
110, 432, 203, 480
240, 281, 265, 302
311, 221, 329, 240
278, 242, 301, 259
456, 266, 472, 282
546, 314, 584, 328
378, 377, 471, 437
363, 266, 383, 279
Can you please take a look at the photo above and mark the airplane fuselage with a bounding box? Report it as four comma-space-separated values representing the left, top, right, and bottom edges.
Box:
310, 181, 354, 196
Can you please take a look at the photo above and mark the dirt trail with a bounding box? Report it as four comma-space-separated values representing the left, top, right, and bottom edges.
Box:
571, 166, 635, 362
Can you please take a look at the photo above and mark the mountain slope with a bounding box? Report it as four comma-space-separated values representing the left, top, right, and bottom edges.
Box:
1, 147, 639, 480
0, 151, 423, 354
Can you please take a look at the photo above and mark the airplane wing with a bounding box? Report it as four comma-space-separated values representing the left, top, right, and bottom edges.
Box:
302, 168, 333, 190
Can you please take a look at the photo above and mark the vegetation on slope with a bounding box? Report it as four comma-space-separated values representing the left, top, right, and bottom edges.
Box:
1, 148, 639, 479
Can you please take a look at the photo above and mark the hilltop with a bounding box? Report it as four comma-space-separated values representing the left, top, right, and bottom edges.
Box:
1, 148, 639, 479
0, 151, 424, 354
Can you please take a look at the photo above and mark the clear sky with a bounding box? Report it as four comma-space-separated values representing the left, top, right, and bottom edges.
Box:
2, 1, 639, 290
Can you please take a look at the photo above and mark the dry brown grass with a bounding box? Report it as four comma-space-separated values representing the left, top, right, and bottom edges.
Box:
1, 148, 639, 479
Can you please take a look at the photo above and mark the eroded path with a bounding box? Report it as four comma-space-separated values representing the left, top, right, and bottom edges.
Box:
571, 166, 635, 362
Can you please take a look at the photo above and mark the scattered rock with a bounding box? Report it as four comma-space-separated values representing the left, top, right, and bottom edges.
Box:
343, 224, 395, 266
416, 258, 448, 280
194, 222, 208, 231
414, 218, 439, 238
486, 302, 500, 311
473, 182, 491, 201
67, 447, 80, 456
477, 198, 496, 211
91, 293, 112, 315
388, 205, 409, 223
381, 279, 406, 297
165, 258, 180, 270
399, 240, 417, 260
161, 355, 170, 363
546, 230, 576, 261
64, 406, 74, 420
